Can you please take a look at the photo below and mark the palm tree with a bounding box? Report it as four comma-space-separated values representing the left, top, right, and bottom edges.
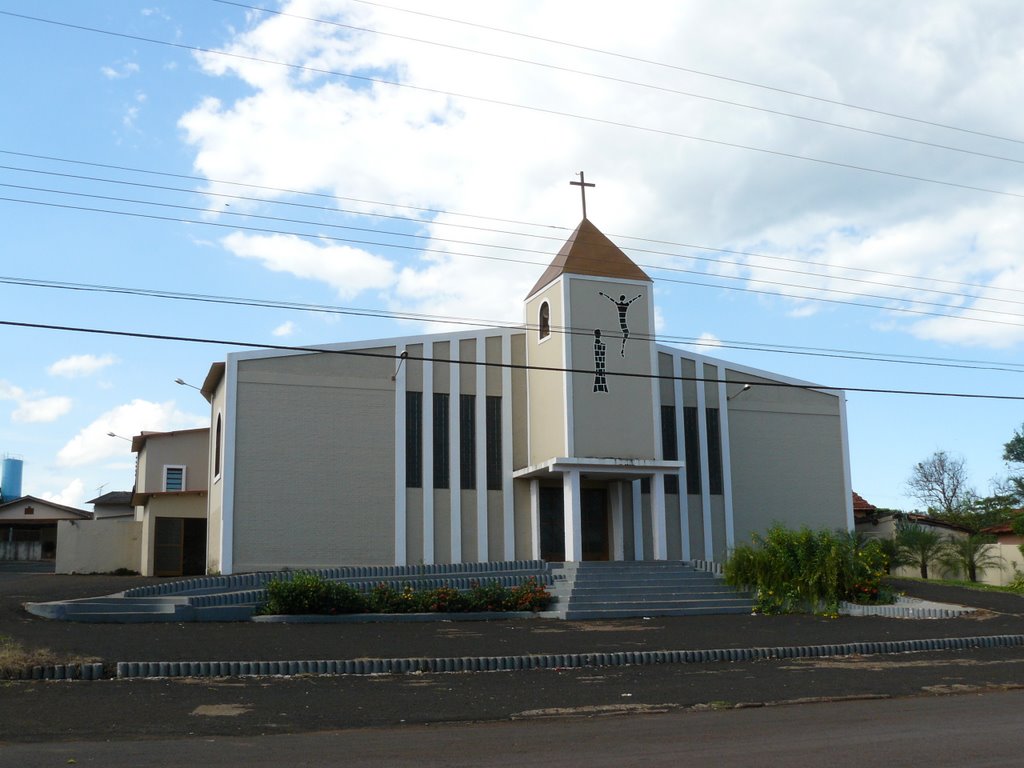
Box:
895, 523, 948, 579
938, 534, 1003, 582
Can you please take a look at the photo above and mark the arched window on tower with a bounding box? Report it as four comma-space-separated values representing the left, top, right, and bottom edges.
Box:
538, 301, 550, 340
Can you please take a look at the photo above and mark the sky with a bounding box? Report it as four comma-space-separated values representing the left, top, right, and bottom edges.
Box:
2, 0, 1024, 513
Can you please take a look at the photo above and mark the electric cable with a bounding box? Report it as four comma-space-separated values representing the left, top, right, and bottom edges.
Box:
3, 318, 1024, 401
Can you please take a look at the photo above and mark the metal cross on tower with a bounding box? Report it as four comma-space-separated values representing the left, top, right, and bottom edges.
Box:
569, 171, 595, 219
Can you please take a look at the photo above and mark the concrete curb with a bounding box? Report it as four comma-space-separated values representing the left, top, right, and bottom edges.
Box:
5, 662, 105, 681
108, 633, 1024, 680
252, 611, 540, 623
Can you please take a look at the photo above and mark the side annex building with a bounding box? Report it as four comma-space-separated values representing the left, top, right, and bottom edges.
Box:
200, 218, 853, 575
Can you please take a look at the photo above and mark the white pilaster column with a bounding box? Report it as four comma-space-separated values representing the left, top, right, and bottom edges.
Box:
529, 478, 541, 560
632, 479, 643, 561
393, 345, 407, 566
501, 334, 514, 560
717, 379, 735, 553
651, 473, 667, 560
673, 355, 691, 560
449, 341, 462, 563
422, 342, 434, 565
475, 335, 488, 562
563, 469, 582, 562
695, 360, 713, 560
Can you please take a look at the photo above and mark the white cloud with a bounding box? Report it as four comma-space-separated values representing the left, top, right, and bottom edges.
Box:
41, 479, 85, 509
221, 233, 397, 299
100, 62, 139, 80
695, 333, 722, 349
48, 354, 118, 379
0, 381, 24, 401
57, 399, 207, 468
13, 396, 72, 424
176, 1, 1024, 351
1, 380, 71, 423
272, 321, 296, 337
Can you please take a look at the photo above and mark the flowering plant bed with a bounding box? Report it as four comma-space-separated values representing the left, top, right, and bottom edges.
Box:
256, 572, 551, 616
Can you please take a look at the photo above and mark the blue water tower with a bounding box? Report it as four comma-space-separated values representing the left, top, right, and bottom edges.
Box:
1, 456, 23, 503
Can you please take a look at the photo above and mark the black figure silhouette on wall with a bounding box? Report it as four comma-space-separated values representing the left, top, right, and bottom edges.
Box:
599, 291, 643, 356
593, 330, 609, 393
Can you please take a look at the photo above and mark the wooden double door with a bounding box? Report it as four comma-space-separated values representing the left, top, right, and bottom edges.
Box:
154, 517, 207, 577
539, 486, 610, 562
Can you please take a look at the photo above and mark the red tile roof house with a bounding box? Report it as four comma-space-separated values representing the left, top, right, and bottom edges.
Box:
980, 516, 1024, 587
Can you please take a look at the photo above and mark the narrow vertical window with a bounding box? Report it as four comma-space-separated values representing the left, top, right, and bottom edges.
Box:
433, 393, 450, 489
706, 408, 724, 495
405, 391, 422, 488
538, 301, 550, 340
485, 395, 502, 490
683, 406, 701, 494
214, 414, 222, 478
459, 394, 476, 490
661, 405, 679, 494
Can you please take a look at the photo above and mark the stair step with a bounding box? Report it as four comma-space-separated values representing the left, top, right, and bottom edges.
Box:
561, 606, 753, 619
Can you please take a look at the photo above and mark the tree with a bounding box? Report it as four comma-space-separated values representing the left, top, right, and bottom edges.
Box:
938, 533, 1003, 582
932, 492, 1017, 533
895, 522, 948, 579
906, 450, 973, 516
1003, 424, 1024, 502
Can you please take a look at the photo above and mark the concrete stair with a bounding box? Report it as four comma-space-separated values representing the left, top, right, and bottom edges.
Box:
25, 560, 554, 623
543, 561, 754, 620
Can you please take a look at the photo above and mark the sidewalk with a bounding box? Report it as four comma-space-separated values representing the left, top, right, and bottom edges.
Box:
3, 573, 1023, 669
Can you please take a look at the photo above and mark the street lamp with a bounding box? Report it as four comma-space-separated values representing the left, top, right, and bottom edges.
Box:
107, 432, 132, 441
175, 378, 202, 392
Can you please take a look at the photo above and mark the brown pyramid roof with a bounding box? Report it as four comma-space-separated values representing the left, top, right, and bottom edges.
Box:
527, 218, 651, 298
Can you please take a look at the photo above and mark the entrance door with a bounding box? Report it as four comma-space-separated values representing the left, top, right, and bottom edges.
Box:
154, 518, 207, 577
581, 489, 610, 561
539, 486, 565, 562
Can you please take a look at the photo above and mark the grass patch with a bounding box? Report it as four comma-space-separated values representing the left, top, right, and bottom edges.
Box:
896, 577, 1024, 595
0, 635, 98, 678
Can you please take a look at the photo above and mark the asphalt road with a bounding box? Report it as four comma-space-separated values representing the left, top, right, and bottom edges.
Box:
2, 570, 1024, 748
4, 688, 1024, 767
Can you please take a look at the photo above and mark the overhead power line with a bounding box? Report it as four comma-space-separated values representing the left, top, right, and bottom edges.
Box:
7, 178, 1024, 321
4, 317, 1024, 401
4, 11, 1024, 201
339, 0, 1024, 146
5, 191, 1024, 330
217, 0, 1024, 167
4, 273, 1024, 375
7, 150, 1024, 302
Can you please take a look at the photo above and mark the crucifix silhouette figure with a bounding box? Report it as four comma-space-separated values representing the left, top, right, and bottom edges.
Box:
599, 291, 643, 356
593, 330, 609, 393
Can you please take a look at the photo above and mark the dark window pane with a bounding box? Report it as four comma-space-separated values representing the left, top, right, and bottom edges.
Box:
539, 302, 550, 339
214, 415, 222, 477
433, 393, 449, 489
665, 474, 679, 495
459, 394, 476, 490
661, 405, 678, 461
405, 391, 422, 488
485, 395, 502, 491
683, 406, 701, 495
640, 477, 651, 494
706, 408, 724, 495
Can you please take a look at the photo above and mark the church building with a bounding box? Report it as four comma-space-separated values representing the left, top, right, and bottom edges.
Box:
200, 218, 853, 575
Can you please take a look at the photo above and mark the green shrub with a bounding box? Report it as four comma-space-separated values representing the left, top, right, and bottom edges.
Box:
1008, 570, 1024, 594
260, 572, 367, 615
259, 573, 551, 616
723, 525, 889, 615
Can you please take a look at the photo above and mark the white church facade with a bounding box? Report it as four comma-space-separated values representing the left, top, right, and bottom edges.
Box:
200, 218, 853, 575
